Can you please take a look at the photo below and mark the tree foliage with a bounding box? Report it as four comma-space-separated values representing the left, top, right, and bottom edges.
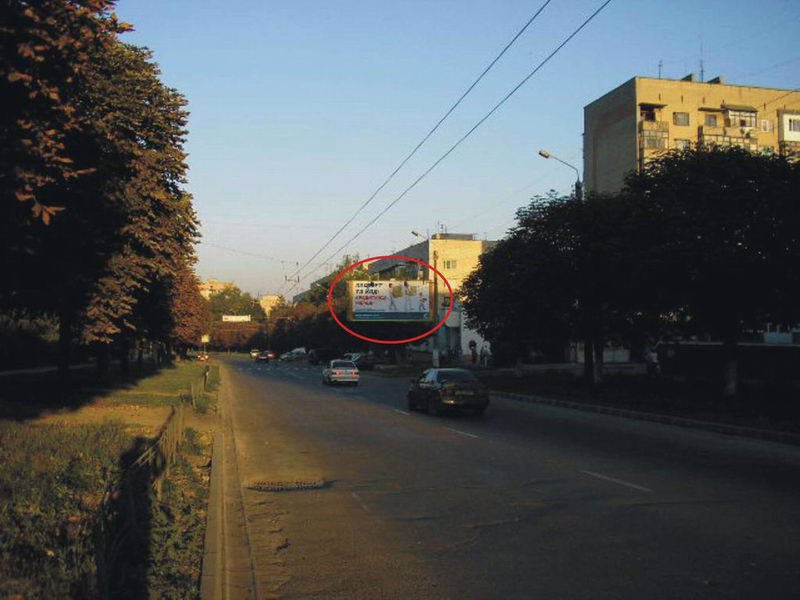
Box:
462, 146, 800, 393
1, 1, 199, 370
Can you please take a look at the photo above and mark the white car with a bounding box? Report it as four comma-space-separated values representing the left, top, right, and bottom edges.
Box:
322, 360, 359, 386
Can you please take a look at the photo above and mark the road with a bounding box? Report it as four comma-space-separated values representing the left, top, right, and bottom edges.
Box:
219, 354, 800, 600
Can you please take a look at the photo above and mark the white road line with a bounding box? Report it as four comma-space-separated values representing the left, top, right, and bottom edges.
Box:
393, 409, 410, 416
443, 426, 480, 439
581, 470, 653, 493
351, 491, 370, 513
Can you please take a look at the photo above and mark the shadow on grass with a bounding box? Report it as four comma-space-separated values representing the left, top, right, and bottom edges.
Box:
0, 361, 175, 422
97, 435, 158, 600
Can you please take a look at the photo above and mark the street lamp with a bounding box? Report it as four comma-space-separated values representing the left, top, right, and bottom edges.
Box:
539, 149, 582, 200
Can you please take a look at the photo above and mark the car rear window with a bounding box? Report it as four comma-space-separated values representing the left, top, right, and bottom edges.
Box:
437, 370, 477, 383
331, 361, 356, 369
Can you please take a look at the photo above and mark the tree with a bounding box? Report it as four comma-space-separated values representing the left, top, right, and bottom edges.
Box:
168, 263, 210, 354
208, 286, 266, 322
1, 0, 129, 222
1, 4, 199, 376
622, 146, 800, 396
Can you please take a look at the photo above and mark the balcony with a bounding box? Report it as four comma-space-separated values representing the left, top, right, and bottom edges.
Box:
639, 120, 669, 133
699, 125, 724, 137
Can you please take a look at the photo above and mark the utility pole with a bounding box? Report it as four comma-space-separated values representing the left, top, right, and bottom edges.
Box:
432, 249, 440, 368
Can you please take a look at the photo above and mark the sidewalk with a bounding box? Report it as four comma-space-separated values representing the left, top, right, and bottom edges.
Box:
492, 390, 800, 446
0, 362, 94, 378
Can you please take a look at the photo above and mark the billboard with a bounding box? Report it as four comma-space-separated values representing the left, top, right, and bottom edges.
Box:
348, 280, 433, 322
222, 315, 251, 322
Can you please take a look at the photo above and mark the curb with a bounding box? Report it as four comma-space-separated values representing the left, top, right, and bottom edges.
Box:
491, 391, 800, 446
200, 430, 225, 600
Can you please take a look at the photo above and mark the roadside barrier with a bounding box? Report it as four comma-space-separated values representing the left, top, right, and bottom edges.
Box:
95, 367, 214, 599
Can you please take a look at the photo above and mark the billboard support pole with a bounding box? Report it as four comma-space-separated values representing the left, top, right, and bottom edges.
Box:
432, 250, 440, 368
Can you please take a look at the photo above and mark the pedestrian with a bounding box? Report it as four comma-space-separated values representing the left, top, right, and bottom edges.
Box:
479, 345, 487, 367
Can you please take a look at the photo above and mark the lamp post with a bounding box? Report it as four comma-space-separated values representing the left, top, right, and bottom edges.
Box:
539, 149, 598, 384
538, 149, 582, 200
412, 231, 440, 367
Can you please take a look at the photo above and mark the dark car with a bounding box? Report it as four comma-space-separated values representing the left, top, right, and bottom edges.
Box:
343, 352, 377, 371
255, 350, 270, 363
308, 348, 337, 365
407, 368, 489, 415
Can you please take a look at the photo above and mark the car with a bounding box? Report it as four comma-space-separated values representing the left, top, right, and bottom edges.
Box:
249, 349, 260, 359
343, 352, 376, 371
308, 348, 337, 365
322, 360, 359, 386
407, 368, 489, 415
266, 350, 277, 360
255, 350, 270, 363
196, 353, 209, 362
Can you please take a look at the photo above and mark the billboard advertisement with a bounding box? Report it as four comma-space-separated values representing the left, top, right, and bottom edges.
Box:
348, 280, 433, 322
222, 315, 251, 322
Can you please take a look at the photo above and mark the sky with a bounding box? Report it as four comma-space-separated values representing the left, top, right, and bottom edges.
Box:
115, 0, 800, 297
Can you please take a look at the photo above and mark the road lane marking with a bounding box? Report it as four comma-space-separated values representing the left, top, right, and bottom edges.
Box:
393, 409, 410, 416
443, 426, 480, 439
351, 491, 370, 513
581, 470, 652, 493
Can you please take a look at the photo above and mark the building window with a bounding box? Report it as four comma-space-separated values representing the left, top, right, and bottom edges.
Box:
673, 112, 689, 126
760, 119, 773, 132
443, 260, 458, 270
640, 107, 656, 122
727, 110, 757, 128
675, 139, 691, 150
789, 118, 800, 133
705, 114, 718, 127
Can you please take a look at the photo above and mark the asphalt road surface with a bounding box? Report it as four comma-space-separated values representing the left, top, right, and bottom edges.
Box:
219, 354, 800, 600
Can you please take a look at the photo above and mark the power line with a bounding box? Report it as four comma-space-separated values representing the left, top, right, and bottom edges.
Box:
284, 0, 614, 297
281, 0, 554, 290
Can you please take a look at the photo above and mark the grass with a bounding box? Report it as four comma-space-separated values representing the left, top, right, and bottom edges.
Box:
0, 359, 220, 599
146, 427, 210, 600
0, 421, 131, 600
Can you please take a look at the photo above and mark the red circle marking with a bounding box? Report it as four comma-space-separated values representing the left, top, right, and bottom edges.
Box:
327, 254, 454, 345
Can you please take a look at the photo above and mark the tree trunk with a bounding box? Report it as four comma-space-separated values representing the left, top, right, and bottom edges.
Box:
119, 338, 130, 375
583, 337, 596, 386
721, 338, 738, 398
593, 338, 604, 384
97, 343, 110, 376
57, 309, 72, 381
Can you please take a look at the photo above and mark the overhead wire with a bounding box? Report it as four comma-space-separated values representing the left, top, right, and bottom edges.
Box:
280, 0, 554, 291
283, 0, 614, 296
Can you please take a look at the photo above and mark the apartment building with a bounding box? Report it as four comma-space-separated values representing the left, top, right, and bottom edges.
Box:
198, 278, 234, 300
369, 233, 496, 361
584, 75, 800, 194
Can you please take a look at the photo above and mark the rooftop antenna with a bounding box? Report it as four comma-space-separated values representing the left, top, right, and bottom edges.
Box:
658, 59, 663, 79
699, 37, 705, 82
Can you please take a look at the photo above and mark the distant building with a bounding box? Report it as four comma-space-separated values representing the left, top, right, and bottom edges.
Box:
369, 233, 496, 362
584, 75, 800, 194
258, 294, 282, 317
199, 278, 234, 300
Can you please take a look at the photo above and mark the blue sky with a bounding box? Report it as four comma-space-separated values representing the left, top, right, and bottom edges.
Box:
116, 0, 800, 296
